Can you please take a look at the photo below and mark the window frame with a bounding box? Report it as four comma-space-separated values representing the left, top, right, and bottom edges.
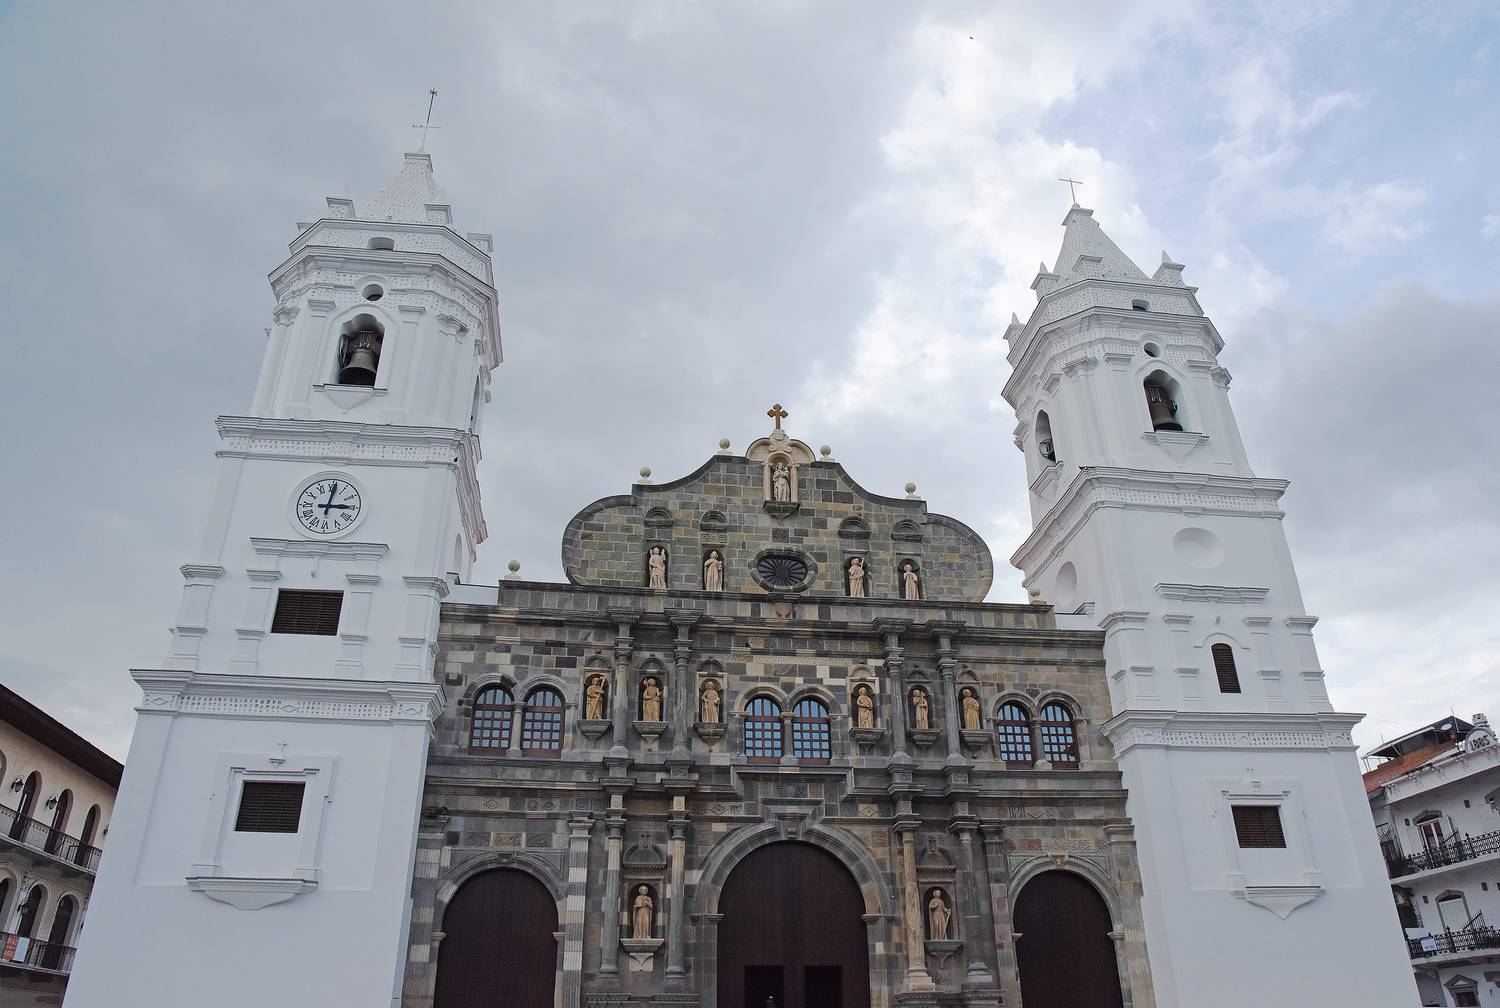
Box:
1211, 642, 1242, 694
743, 695, 784, 764
519, 687, 565, 758
468, 685, 516, 752
789, 697, 832, 763
1038, 702, 1080, 768
1231, 804, 1288, 849
996, 702, 1035, 768
269, 589, 344, 636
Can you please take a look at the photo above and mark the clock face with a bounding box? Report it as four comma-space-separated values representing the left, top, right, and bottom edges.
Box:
294, 476, 364, 537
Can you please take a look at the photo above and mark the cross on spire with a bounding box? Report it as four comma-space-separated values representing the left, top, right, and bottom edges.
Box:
411, 89, 441, 152
1057, 176, 1084, 203
766, 403, 789, 431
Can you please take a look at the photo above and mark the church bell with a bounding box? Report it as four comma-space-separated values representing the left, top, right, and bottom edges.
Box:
338, 330, 383, 387
1145, 383, 1182, 431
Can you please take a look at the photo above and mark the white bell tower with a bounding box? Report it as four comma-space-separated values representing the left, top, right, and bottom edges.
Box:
66, 153, 500, 1008
1004, 205, 1417, 1008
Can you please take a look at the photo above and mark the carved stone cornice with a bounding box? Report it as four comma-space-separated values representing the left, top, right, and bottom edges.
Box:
1155, 583, 1270, 604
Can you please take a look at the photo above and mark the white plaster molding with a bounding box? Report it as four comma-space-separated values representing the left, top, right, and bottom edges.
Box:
131, 670, 445, 725
1155, 583, 1270, 603
1141, 429, 1211, 463
1100, 709, 1362, 756
180, 564, 226, 581
250, 538, 389, 561
185, 876, 317, 911
1011, 468, 1289, 575
1233, 885, 1323, 919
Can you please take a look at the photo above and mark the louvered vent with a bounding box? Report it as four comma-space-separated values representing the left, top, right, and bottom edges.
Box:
1231, 805, 1286, 848
1211, 643, 1241, 694
234, 781, 306, 833
270, 589, 343, 636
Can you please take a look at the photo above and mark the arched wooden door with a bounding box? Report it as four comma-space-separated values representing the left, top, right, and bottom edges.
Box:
718, 841, 870, 1008
434, 868, 557, 1008
1014, 871, 1124, 1008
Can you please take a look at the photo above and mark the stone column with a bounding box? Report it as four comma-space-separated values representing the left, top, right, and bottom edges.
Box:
979, 821, 1022, 1007
664, 797, 690, 990
949, 818, 998, 992
561, 816, 593, 1008
895, 821, 935, 991
668, 611, 699, 754
597, 802, 627, 988
875, 619, 911, 759
608, 610, 636, 758
1105, 821, 1155, 1008
928, 622, 965, 764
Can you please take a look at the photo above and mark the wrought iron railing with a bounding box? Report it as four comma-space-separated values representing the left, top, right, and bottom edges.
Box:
1408, 924, 1500, 959
0, 930, 76, 973
0, 804, 101, 872
1386, 827, 1500, 878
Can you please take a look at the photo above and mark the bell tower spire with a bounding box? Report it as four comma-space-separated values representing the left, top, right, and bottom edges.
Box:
1003, 207, 1418, 1008
65, 152, 502, 1008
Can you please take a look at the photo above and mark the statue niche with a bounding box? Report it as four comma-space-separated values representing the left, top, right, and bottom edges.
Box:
700, 678, 722, 724
746, 429, 814, 517
584, 674, 609, 722
854, 684, 876, 729
703, 549, 724, 592
926, 888, 953, 940
647, 546, 668, 590
640, 677, 664, 723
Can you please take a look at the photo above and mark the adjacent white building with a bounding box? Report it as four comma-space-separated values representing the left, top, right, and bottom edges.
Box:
1005, 204, 1420, 1007
1365, 715, 1500, 1007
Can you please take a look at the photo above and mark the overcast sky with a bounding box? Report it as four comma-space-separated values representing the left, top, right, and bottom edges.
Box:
1, 1, 1496, 760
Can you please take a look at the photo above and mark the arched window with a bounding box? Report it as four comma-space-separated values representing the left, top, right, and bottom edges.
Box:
1144, 371, 1183, 431
16, 883, 45, 938
1211, 643, 1241, 694
44, 789, 71, 855
743, 696, 784, 763
9, 771, 39, 839
75, 805, 101, 867
367, 236, 395, 251
43, 895, 76, 968
0, 878, 10, 924
519, 688, 564, 757
789, 698, 832, 763
997, 703, 1035, 768
336, 314, 385, 387
469, 686, 515, 752
1039, 703, 1080, 768
1036, 410, 1058, 464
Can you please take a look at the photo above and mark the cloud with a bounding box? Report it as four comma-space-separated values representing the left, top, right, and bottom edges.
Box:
1483, 213, 1500, 240
1321, 181, 1429, 253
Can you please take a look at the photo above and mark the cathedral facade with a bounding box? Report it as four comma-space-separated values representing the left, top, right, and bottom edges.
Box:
404, 425, 1153, 1008
64, 152, 1419, 1008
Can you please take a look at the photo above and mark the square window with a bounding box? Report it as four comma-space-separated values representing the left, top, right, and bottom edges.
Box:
1231, 805, 1287, 848
1453, 991, 1479, 1007
234, 781, 306, 833
270, 589, 343, 635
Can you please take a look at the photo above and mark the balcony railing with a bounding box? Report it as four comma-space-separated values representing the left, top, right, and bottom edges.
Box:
1386, 827, 1500, 878
1408, 925, 1500, 959
0, 931, 76, 974
0, 804, 101, 872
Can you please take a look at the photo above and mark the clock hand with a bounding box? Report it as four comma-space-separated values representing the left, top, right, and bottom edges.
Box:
320, 482, 340, 515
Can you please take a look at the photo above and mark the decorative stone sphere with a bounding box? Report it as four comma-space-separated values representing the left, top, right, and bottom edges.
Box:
820, 445, 831, 457
507, 560, 520, 573
905, 482, 917, 494
639, 467, 652, 479
719, 438, 731, 450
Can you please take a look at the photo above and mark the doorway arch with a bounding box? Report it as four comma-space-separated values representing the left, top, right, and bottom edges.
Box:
433, 868, 558, 1008
717, 840, 870, 1008
1013, 870, 1124, 1008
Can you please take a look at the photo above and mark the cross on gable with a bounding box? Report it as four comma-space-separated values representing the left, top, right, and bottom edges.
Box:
767, 403, 788, 430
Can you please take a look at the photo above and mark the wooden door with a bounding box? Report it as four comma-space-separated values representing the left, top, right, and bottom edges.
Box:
1014, 871, 1124, 1008
718, 841, 870, 1008
434, 868, 557, 1008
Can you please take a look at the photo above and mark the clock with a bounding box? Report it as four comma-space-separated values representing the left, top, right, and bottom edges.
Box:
292, 474, 365, 538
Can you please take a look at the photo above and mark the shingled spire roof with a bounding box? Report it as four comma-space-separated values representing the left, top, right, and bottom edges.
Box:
361, 151, 448, 224
1051, 204, 1148, 283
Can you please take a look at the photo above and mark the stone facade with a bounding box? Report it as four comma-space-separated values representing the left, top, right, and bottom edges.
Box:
404, 434, 1155, 1008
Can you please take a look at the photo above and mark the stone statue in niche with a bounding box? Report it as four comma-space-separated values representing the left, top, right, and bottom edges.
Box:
632, 886, 654, 940
847, 557, 867, 598
902, 562, 922, 600
912, 688, 930, 730
641, 678, 663, 722
700, 679, 721, 723
771, 461, 792, 502
927, 889, 952, 940
585, 675, 608, 721
703, 550, 724, 592
961, 688, 981, 730
648, 546, 668, 589
855, 685, 876, 729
